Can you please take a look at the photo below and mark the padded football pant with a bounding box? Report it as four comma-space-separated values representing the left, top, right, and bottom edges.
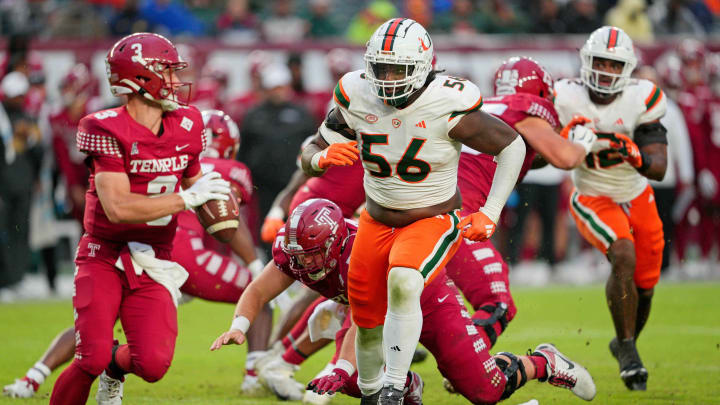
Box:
445, 239, 517, 348
173, 230, 251, 303
50, 235, 177, 405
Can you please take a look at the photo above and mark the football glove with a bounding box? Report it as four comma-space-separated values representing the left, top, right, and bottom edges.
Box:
608, 133, 643, 168
312, 141, 359, 170
307, 368, 351, 395
178, 171, 231, 210
457, 210, 496, 242
261, 217, 285, 243
560, 116, 596, 154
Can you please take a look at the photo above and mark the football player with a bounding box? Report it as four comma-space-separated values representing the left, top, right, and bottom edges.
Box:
554, 26, 668, 390
298, 19, 526, 403
48, 33, 232, 405
5, 109, 271, 400
212, 199, 597, 404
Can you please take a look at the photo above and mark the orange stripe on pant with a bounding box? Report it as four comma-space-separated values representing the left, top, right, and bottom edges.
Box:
569, 185, 664, 289
348, 209, 462, 328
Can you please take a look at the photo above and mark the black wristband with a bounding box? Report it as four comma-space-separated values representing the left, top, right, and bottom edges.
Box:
638, 150, 652, 173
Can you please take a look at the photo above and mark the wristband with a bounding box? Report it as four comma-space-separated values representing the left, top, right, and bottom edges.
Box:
335, 359, 356, 376
248, 259, 264, 278
267, 206, 285, 220
311, 151, 323, 171
230, 315, 250, 334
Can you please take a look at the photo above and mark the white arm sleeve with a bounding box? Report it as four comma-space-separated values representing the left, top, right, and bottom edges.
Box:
479, 136, 526, 224
668, 103, 694, 184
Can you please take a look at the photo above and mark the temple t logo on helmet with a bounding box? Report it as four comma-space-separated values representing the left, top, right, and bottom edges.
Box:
364, 18, 434, 107
580, 26, 637, 95
105, 32, 191, 111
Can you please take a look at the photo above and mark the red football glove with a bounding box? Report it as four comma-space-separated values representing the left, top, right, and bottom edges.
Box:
560, 115, 592, 139
316, 141, 359, 169
307, 368, 351, 395
457, 211, 497, 242
609, 133, 643, 168
261, 217, 284, 243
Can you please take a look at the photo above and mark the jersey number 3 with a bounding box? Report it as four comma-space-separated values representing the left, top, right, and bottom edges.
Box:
361, 134, 430, 182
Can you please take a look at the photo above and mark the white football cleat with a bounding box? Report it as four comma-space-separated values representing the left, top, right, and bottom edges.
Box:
533, 343, 596, 401
403, 371, 424, 405
96, 371, 123, 405
241, 373, 267, 396
258, 358, 305, 401
3, 377, 38, 398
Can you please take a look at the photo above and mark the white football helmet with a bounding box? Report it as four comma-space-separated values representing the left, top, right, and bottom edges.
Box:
580, 26, 637, 95
364, 18, 434, 106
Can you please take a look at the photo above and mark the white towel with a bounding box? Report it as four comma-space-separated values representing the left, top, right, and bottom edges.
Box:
115, 242, 189, 307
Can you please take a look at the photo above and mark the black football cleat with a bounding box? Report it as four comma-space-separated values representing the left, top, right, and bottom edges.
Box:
379, 384, 404, 405
610, 337, 648, 391
360, 389, 380, 405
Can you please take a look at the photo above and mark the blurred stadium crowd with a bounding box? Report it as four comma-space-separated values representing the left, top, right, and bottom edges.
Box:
0, 0, 717, 41
0, 0, 719, 302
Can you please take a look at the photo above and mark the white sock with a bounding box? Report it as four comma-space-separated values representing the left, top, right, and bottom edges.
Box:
26, 362, 50, 385
245, 350, 264, 371
355, 325, 384, 396
383, 267, 423, 391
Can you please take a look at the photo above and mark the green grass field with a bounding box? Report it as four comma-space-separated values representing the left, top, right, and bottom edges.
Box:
1, 282, 719, 404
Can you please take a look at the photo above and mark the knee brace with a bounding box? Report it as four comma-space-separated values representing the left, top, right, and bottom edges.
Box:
494, 352, 527, 400
473, 302, 509, 347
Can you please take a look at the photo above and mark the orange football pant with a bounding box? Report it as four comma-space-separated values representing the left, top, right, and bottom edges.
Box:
348, 209, 462, 329
569, 185, 664, 289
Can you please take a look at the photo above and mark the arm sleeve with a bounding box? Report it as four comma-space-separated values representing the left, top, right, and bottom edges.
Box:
480, 136, 526, 224
666, 102, 695, 183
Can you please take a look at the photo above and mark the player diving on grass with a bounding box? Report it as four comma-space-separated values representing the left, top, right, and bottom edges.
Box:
554, 26, 668, 391
212, 198, 597, 404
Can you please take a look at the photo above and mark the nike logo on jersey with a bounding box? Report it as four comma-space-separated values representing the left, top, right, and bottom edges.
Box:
415, 120, 427, 128
438, 294, 449, 303
176, 144, 189, 151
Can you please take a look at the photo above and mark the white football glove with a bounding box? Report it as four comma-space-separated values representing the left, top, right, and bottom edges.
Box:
178, 171, 231, 209
568, 125, 598, 155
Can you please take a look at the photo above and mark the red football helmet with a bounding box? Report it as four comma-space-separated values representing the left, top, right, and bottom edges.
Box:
282, 199, 348, 285
493, 56, 554, 101
676, 38, 707, 86
202, 109, 240, 159
61, 64, 95, 104
105, 32, 190, 111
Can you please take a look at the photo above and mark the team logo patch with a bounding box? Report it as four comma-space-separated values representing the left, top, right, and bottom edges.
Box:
180, 116, 194, 131
365, 114, 378, 123
392, 118, 401, 128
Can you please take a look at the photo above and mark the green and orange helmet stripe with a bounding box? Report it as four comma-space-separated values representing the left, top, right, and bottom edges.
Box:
607, 27, 619, 49
381, 18, 405, 52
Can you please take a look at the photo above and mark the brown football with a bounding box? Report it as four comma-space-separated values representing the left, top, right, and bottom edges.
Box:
195, 189, 241, 243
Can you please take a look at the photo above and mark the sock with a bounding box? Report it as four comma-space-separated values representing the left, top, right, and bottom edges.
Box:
26, 362, 51, 385
245, 350, 263, 371
282, 346, 307, 366
49, 362, 95, 405
355, 326, 384, 396
107, 344, 131, 380
529, 355, 548, 380
383, 267, 423, 391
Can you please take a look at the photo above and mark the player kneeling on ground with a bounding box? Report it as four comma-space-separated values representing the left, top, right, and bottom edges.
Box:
212, 199, 597, 404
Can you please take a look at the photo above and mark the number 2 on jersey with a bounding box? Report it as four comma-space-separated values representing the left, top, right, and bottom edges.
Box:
146, 175, 178, 226
360, 134, 431, 182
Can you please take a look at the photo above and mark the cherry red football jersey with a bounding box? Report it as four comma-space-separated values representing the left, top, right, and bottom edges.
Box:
77, 105, 206, 249
458, 93, 560, 215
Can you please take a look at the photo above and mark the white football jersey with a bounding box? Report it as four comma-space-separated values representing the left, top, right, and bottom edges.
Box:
321, 70, 483, 210
554, 78, 666, 202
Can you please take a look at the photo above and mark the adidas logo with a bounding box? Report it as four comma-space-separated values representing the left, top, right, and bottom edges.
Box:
615, 117, 624, 126
415, 120, 427, 128
390, 345, 401, 352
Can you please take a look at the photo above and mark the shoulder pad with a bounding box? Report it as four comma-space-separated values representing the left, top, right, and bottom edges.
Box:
76, 111, 123, 158
634, 79, 666, 123
440, 76, 483, 122
333, 70, 364, 110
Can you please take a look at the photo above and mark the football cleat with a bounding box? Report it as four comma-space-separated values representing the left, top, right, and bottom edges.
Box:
96, 371, 123, 405
258, 358, 305, 401
303, 389, 335, 405
3, 377, 39, 398
533, 343, 596, 401
609, 337, 648, 391
403, 371, 424, 405
240, 373, 267, 396
379, 384, 404, 405
360, 390, 381, 405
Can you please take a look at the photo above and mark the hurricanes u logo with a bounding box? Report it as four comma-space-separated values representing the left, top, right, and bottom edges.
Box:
314, 207, 338, 233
